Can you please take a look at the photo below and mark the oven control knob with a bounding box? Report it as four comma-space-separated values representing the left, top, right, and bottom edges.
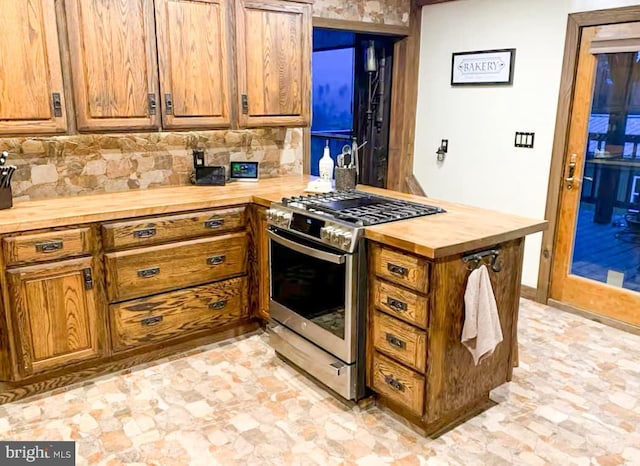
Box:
282, 212, 292, 225
266, 209, 276, 222
329, 228, 340, 244
339, 231, 353, 248
320, 226, 333, 240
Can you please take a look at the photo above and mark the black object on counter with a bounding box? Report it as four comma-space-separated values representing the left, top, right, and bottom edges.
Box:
194, 166, 226, 186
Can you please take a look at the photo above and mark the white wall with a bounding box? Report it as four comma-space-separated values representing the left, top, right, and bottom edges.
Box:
414, 0, 640, 287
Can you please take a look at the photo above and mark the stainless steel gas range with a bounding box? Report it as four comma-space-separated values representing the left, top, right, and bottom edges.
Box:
266, 190, 444, 401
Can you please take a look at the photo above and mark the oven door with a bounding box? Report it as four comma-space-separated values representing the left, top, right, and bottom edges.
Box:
268, 228, 357, 363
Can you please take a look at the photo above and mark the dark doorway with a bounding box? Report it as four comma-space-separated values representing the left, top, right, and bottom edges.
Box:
311, 28, 400, 188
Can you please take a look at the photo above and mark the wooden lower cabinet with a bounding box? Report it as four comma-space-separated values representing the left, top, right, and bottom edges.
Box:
372, 311, 427, 373
111, 277, 248, 351
6, 257, 105, 379
104, 232, 248, 302
367, 239, 525, 437
249, 205, 270, 320
371, 352, 425, 416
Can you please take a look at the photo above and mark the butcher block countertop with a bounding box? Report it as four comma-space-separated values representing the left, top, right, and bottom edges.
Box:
360, 185, 548, 258
1, 175, 546, 258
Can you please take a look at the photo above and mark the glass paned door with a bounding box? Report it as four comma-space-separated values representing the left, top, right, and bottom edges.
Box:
551, 24, 640, 325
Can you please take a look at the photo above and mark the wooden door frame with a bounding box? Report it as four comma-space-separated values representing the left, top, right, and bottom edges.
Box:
306, 2, 421, 195
537, 5, 640, 304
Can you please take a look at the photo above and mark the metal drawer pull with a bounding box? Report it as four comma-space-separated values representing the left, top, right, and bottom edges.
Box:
141, 315, 163, 326
387, 263, 408, 277
386, 333, 406, 349
83, 268, 93, 290
133, 227, 156, 239
384, 375, 405, 392
204, 218, 225, 229
137, 267, 160, 278
207, 255, 226, 265
386, 297, 407, 312
209, 300, 228, 310
35, 240, 63, 253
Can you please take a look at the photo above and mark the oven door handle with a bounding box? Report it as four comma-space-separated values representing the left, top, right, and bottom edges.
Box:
267, 230, 346, 265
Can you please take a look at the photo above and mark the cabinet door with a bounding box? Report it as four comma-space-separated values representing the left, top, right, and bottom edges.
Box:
155, 0, 232, 129
65, 0, 159, 131
7, 257, 104, 378
250, 206, 270, 320
235, 0, 311, 127
0, 0, 67, 135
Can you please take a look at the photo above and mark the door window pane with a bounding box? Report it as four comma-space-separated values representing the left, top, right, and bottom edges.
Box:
571, 53, 640, 292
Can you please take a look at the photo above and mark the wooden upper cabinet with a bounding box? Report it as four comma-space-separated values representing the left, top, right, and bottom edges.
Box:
235, 0, 311, 127
6, 257, 104, 378
155, 0, 232, 129
65, 0, 159, 131
0, 0, 67, 135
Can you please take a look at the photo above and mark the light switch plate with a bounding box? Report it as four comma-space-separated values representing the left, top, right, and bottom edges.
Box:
515, 132, 534, 148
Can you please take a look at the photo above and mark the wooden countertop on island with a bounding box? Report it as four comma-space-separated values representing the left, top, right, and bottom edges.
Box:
0, 175, 546, 258
360, 186, 548, 258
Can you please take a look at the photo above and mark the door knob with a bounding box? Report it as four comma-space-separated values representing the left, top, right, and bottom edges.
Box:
565, 154, 577, 190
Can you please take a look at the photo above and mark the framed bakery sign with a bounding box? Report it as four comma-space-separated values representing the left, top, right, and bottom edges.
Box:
451, 49, 515, 85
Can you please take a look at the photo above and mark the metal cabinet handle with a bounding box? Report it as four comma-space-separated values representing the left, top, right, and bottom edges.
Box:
208, 300, 227, 310
384, 375, 405, 392
141, 315, 163, 326
133, 227, 156, 239
83, 268, 93, 290
52, 92, 62, 117
148, 93, 157, 115
35, 240, 63, 253
137, 267, 160, 278
386, 333, 406, 349
207, 255, 226, 265
387, 263, 408, 277
204, 218, 224, 229
386, 297, 407, 312
164, 93, 173, 115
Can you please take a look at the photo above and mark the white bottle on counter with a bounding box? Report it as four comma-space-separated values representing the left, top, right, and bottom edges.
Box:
319, 140, 334, 181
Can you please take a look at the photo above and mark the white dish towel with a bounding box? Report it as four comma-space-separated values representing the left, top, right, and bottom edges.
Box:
461, 264, 503, 366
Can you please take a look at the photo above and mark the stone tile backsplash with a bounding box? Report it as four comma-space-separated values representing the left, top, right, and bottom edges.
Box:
0, 129, 302, 202
312, 0, 410, 26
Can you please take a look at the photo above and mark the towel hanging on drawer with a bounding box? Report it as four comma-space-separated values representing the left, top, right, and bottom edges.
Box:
461, 264, 503, 366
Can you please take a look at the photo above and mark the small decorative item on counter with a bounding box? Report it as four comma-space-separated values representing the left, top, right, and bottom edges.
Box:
318, 140, 334, 182
0, 151, 14, 210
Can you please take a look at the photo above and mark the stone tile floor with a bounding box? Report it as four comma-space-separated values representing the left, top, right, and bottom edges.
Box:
1, 299, 640, 465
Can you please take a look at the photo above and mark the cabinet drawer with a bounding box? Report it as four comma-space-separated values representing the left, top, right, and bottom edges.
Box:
105, 232, 247, 302
373, 279, 428, 328
371, 352, 425, 416
3, 228, 93, 266
111, 277, 248, 351
372, 245, 429, 293
102, 206, 246, 250
372, 311, 427, 373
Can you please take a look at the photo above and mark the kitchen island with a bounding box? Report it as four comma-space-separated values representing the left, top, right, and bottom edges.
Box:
0, 175, 545, 436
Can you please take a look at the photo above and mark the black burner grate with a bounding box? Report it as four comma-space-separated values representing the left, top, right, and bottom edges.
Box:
282, 190, 445, 226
